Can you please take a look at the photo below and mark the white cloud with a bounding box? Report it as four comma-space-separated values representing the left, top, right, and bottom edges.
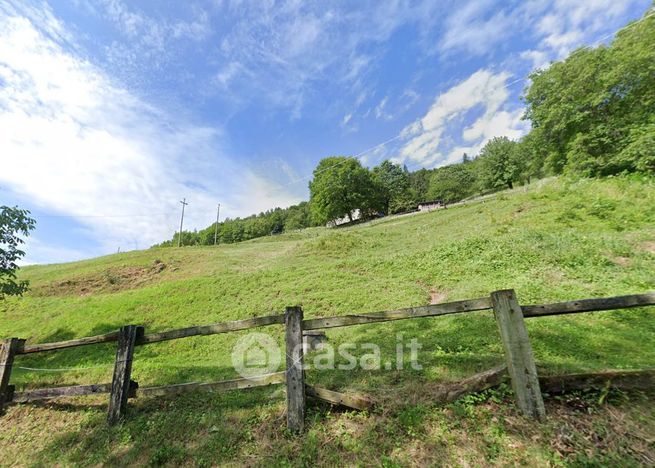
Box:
100, 0, 211, 49
462, 108, 527, 143
401, 89, 420, 109
397, 69, 527, 168
399, 129, 443, 167
373, 96, 391, 120
420, 70, 509, 131
90, 0, 213, 89
441, 145, 482, 167
520, 0, 647, 69
230, 173, 302, 217
0, 0, 74, 45
438, 0, 647, 70
359, 142, 390, 167
438, 0, 516, 56
0, 8, 300, 263
532, 0, 637, 59
17, 237, 93, 266
214, 61, 249, 88
520, 50, 551, 71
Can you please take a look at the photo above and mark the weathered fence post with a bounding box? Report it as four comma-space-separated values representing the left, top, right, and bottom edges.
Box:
284, 306, 305, 433
107, 325, 142, 425
0, 338, 24, 413
491, 289, 545, 420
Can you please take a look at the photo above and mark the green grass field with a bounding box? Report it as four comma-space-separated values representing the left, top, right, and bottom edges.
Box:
1, 176, 654, 466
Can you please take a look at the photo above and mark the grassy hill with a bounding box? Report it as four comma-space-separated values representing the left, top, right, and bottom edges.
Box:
1, 176, 655, 466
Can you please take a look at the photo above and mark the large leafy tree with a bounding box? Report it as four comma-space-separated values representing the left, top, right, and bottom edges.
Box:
478, 137, 523, 190
309, 156, 379, 224
426, 163, 478, 203
523, 8, 655, 176
407, 168, 431, 204
371, 160, 411, 214
1, 206, 36, 299
516, 128, 549, 182
284, 202, 312, 231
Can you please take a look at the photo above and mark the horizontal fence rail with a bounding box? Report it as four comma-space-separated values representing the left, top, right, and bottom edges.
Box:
140, 314, 286, 345
521, 293, 655, 318
22, 331, 120, 354
1, 290, 653, 428
138, 372, 287, 397
13, 383, 117, 403
302, 297, 492, 330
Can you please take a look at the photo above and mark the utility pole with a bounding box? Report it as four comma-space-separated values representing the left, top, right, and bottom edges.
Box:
214, 203, 221, 246
178, 198, 188, 248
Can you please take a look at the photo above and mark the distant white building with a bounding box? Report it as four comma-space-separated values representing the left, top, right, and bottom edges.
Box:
417, 200, 444, 212
326, 209, 362, 227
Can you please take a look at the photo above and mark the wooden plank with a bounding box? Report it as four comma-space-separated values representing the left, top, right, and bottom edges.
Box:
0, 338, 24, 413
18, 315, 286, 354
522, 292, 655, 318
539, 369, 655, 394
285, 306, 305, 433
139, 314, 285, 345
305, 385, 374, 411
491, 290, 545, 420
431, 367, 655, 404
138, 372, 286, 397
20, 331, 119, 354
302, 297, 492, 330
107, 325, 142, 425
429, 368, 655, 405
11, 381, 138, 403
13, 383, 111, 402
432, 365, 508, 404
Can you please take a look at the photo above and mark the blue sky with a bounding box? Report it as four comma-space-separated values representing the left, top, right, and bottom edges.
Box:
0, 0, 650, 264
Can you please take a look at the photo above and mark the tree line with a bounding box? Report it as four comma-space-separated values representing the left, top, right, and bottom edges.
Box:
159, 8, 654, 247
156, 202, 315, 247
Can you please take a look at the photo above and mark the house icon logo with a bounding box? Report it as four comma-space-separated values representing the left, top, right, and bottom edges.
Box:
231, 333, 282, 378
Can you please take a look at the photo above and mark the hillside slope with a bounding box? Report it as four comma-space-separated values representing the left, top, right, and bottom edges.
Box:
1, 176, 655, 466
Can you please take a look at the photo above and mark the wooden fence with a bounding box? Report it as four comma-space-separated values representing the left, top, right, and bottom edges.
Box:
1, 290, 653, 431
